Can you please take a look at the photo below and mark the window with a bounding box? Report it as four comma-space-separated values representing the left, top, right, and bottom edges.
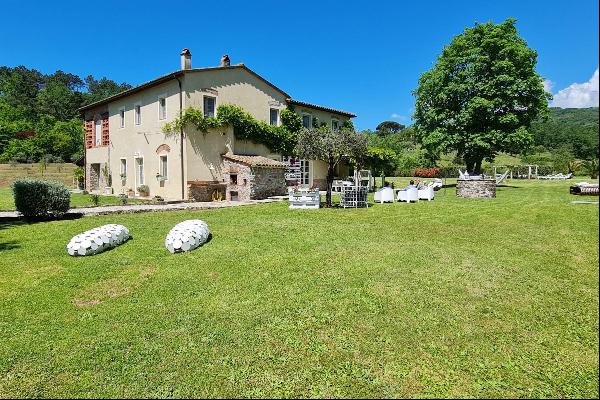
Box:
302, 114, 311, 128
269, 108, 279, 126
203, 96, 216, 118
159, 155, 168, 179
94, 119, 102, 146
332, 119, 339, 130
119, 108, 125, 128
135, 158, 144, 186
134, 104, 141, 125
120, 158, 127, 178
230, 173, 238, 185
158, 96, 166, 120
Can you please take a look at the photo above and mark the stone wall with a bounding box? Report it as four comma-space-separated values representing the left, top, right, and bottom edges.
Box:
222, 159, 252, 201
222, 159, 286, 201
251, 166, 287, 199
456, 179, 496, 198
188, 180, 227, 202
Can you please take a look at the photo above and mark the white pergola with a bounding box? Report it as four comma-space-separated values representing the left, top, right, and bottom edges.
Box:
494, 164, 539, 179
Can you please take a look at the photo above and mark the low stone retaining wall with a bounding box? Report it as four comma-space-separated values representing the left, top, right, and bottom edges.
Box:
456, 179, 496, 198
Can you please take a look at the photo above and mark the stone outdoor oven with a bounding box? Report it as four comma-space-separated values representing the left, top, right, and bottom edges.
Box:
221, 153, 287, 201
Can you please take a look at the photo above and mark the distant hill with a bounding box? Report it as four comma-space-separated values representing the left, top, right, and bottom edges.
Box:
530, 107, 599, 159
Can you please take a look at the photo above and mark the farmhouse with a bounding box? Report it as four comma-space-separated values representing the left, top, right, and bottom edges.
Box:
79, 49, 356, 201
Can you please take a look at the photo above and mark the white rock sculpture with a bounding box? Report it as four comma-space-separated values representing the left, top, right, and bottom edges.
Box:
66, 224, 130, 256
165, 219, 210, 254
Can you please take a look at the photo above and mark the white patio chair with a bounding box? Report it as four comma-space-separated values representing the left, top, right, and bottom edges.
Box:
406, 187, 418, 202
398, 187, 418, 203
374, 187, 394, 203
418, 186, 435, 201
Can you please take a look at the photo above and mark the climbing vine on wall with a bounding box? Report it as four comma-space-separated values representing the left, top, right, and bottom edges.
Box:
163, 104, 303, 154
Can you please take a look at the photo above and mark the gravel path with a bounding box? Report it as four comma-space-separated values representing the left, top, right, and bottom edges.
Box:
0, 198, 284, 220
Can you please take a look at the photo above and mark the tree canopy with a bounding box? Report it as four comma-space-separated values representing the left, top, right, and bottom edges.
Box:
375, 121, 405, 136
0, 66, 131, 162
413, 19, 550, 174
296, 127, 367, 207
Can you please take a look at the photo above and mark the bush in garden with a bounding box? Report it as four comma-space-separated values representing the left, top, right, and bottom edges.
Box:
89, 194, 101, 206
414, 167, 440, 178
12, 179, 70, 219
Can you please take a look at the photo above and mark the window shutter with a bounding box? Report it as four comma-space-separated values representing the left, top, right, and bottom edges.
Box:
84, 119, 94, 149
101, 113, 110, 146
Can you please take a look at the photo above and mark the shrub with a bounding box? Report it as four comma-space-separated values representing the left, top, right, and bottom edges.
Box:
414, 167, 440, 178
12, 179, 70, 219
90, 194, 101, 206
138, 185, 149, 193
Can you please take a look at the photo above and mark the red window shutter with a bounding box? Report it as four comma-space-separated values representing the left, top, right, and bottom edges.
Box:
101, 113, 110, 146
84, 120, 94, 149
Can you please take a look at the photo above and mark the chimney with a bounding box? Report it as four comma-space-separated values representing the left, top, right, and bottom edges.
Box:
180, 48, 192, 70
220, 54, 230, 67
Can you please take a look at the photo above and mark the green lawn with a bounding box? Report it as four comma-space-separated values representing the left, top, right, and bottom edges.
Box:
0, 180, 598, 398
0, 187, 148, 211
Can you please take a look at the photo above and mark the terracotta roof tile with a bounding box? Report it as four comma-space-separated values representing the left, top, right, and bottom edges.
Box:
222, 153, 287, 168
286, 99, 356, 118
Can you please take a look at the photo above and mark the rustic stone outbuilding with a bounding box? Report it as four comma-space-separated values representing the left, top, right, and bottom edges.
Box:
221, 153, 287, 201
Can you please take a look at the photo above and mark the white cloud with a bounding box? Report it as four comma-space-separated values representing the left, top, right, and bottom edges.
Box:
391, 113, 408, 120
542, 79, 553, 93
551, 68, 599, 108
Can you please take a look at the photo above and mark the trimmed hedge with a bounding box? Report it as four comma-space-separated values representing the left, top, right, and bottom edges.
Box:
12, 179, 70, 219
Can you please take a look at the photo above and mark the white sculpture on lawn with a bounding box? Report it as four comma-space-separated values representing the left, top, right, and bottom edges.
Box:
165, 219, 210, 253
67, 224, 130, 256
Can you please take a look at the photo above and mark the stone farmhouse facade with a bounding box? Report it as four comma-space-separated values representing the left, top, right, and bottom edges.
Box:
79, 49, 355, 201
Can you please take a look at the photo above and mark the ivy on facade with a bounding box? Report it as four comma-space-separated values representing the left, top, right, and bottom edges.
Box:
163, 104, 302, 154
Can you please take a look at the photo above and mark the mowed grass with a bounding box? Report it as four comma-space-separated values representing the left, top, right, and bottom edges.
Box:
0, 187, 148, 211
0, 180, 598, 398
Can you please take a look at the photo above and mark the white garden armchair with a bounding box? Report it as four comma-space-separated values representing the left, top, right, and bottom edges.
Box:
418, 186, 435, 201
397, 187, 418, 202
374, 187, 394, 203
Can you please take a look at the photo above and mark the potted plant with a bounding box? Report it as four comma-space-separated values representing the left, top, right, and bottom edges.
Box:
137, 184, 149, 197
126, 187, 135, 197
152, 195, 165, 204
156, 172, 166, 182
101, 164, 113, 195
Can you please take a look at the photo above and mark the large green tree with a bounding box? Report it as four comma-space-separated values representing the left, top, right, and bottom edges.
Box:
375, 121, 405, 137
83, 76, 132, 104
413, 19, 550, 174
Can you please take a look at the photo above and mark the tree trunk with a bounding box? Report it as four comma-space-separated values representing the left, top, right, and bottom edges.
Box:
326, 163, 335, 208
465, 160, 475, 175
474, 159, 482, 175
465, 157, 483, 175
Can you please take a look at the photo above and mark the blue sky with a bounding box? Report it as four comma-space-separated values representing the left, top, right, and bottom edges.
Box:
1, 0, 598, 130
